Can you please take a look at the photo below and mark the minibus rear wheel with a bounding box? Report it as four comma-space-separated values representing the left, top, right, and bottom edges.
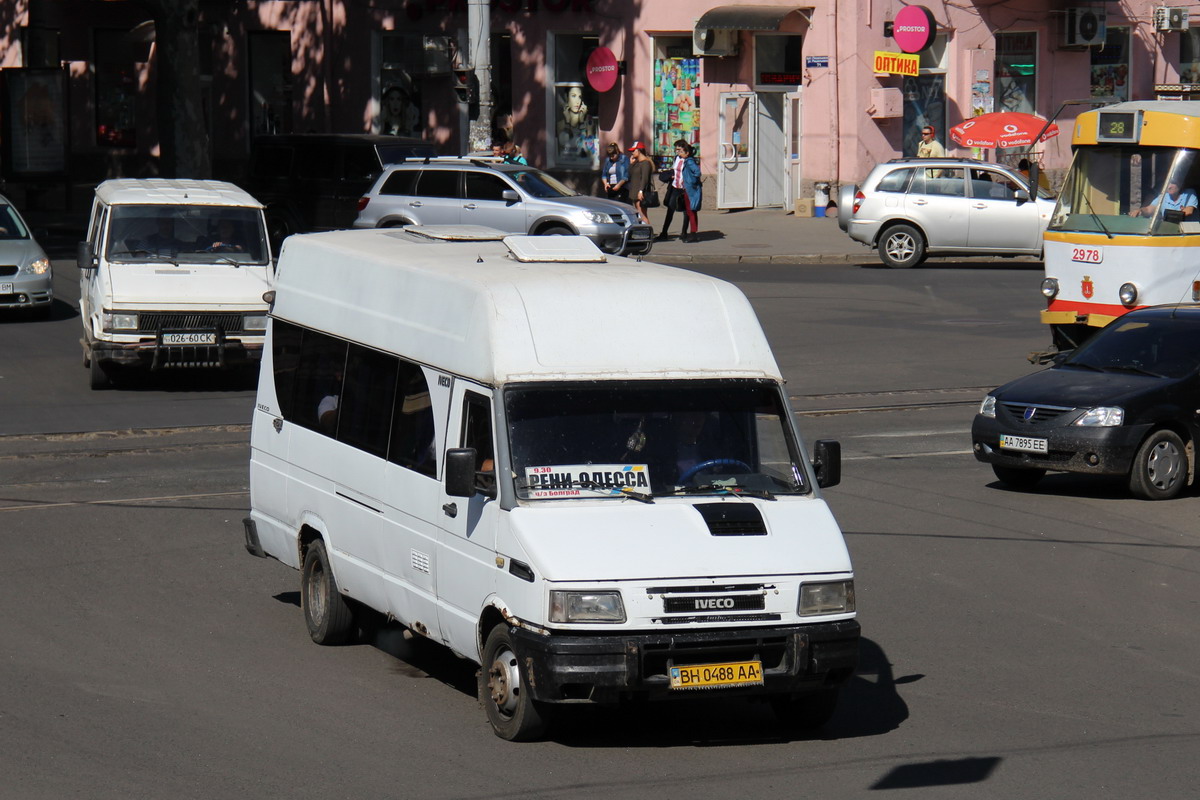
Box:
301, 539, 355, 645
479, 625, 549, 741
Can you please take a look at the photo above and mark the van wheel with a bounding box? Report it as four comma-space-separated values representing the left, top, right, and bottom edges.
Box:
1128, 430, 1187, 500
301, 539, 355, 645
991, 464, 1046, 490
89, 357, 112, 390
770, 688, 840, 732
878, 224, 926, 268
478, 625, 549, 741
538, 225, 573, 236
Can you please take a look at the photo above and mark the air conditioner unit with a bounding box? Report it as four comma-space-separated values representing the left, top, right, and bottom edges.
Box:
1154, 6, 1190, 32
693, 28, 739, 57
1064, 7, 1107, 47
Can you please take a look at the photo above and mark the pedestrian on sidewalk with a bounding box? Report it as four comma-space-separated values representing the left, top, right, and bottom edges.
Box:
658, 139, 701, 243
602, 142, 630, 202
627, 141, 654, 224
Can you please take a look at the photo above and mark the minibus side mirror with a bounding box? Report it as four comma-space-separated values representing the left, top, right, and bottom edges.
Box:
77, 241, 96, 273
812, 439, 841, 489
446, 448, 496, 499
502, 189, 519, 204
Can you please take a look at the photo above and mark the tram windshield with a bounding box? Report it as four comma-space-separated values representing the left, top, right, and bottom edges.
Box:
1049, 146, 1200, 236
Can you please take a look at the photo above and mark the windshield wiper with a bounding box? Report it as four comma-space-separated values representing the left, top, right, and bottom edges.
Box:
1075, 188, 1115, 239
515, 477, 654, 503
666, 483, 777, 501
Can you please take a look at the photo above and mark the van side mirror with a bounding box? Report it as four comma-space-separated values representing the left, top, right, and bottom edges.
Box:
502, 189, 519, 204
77, 241, 96, 272
447, 448, 496, 499
812, 439, 841, 489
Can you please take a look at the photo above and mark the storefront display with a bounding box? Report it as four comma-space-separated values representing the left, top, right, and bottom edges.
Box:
653, 54, 700, 160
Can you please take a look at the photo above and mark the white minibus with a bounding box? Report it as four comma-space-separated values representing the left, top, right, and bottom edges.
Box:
245, 226, 859, 740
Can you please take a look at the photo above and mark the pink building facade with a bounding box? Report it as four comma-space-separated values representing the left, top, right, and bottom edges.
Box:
3, 1, 1200, 209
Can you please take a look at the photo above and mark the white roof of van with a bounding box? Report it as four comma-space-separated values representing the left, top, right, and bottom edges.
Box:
272, 228, 782, 384
94, 179, 264, 208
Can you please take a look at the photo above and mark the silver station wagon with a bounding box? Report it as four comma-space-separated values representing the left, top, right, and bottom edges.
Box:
837, 157, 1056, 268
353, 158, 654, 256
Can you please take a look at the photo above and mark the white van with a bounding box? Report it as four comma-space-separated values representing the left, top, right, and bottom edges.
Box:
77, 179, 273, 389
245, 226, 859, 741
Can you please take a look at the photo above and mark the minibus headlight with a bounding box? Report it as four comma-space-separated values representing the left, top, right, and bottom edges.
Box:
979, 395, 997, 418
1119, 282, 1138, 306
799, 580, 855, 616
1076, 406, 1124, 427
549, 590, 626, 623
1040, 278, 1059, 299
243, 314, 269, 331
102, 312, 139, 331
26, 257, 51, 275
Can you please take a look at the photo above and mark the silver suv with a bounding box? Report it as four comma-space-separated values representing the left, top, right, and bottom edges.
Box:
354, 158, 654, 256
837, 157, 1055, 268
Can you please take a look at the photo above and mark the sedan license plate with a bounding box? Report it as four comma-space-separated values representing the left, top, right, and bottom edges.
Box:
669, 660, 763, 690
0, 282, 12, 293
163, 332, 216, 345
999, 434, 1048, 454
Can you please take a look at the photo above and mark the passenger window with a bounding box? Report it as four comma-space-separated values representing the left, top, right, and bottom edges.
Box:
460, 393, 495, 493
877, 168, 913, 193
271, 318, 304, 421
380, 170, 419, 196
921, 168, 965, 197
971, 169, 1016, 201
290, 330, 348, 435
337, 344, 399, 458
465, 172, 512, 202
389, 361, 437, 476
415, 169, 460, 199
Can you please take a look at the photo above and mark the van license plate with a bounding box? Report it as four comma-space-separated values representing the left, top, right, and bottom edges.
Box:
163, 333, 216, 345
999, 434, 1048, 454
669, 660, 763, 690
0, 283, 12, 293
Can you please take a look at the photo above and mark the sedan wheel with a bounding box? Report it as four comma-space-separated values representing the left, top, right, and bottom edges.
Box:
1128, 430, 1188, 500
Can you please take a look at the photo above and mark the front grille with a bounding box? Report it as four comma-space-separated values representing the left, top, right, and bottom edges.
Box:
658, 613, 782, 625
1000, 401, 1074, 423
663, 594, 767, 613
0, 265, 17, 277
138, 312, 246, 334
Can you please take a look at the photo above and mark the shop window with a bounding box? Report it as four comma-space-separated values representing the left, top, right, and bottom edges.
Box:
1091, 28, 1129, 101
550, 34, 599, 168
249, 31, 292, 136
652, 37, 700, 164
1182, 30, 1200, 84
94, 29, 137, 148
754, 34, 803, 90
995, 32, 1036, 114
902, 32, 948, 157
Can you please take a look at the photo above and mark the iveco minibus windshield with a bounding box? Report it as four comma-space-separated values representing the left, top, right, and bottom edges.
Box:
1049, 146, 1199, 236
505, 380, 809, 500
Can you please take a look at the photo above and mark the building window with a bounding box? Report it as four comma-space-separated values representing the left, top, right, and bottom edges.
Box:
902, 32, 948, 157
379, 32, 439, 137
94, 29, 137, 148
1181, 30, 1200, 84
995, 32, 1036, 114
652, 37, 700, 164
1091, 27, 1129, 101
550, 34, 599, 168
753, 33, 802, 90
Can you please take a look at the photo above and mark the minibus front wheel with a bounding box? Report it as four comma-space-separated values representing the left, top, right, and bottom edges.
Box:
301, 539, 355, 645
479, 625, 549, 741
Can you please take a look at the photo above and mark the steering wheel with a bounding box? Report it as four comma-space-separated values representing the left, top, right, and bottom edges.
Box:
678, 458, 752, 484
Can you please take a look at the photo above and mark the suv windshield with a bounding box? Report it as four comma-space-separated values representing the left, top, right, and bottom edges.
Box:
1064, 314, 1200, 379
106, 204, 269, 264
505, 380, 809, 500
504, 168, 578, 198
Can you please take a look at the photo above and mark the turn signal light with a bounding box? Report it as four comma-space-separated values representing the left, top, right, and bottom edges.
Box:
853, 190, 865, 215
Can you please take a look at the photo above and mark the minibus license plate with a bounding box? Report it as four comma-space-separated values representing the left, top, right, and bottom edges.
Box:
669, 660, 763, 690
163, 332, 216, 345
999, 434, 1048, 454
0, 282, 12, 293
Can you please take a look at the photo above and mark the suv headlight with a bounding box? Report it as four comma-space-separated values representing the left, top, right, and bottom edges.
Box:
979, 395, 997, 418
1076, 406, 1123, 426
799, 580, 855, 616
243, 314, 269, 331
102, 311, 139, 332
25, 257, 51, 275
549, 590, 626, 623
579, 210, 614, 225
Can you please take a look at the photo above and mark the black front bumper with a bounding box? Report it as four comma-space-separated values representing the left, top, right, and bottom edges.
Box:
971, 415, 1149, 476
91, 335, 263, 370
511, 620, 860, 704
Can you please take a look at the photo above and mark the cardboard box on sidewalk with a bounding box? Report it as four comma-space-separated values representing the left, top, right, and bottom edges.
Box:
794, 199, 814, 217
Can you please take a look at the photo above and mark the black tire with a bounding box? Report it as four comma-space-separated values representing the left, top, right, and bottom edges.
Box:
538, 225, 573, 237
478, 625, 548, 741
878, 223, 926, 268
1128, 429, 1188, 500
381, 219, 411, 228
770, 688, 840, 732
991, 464, 1046, 490
301, 539, 355, 645
89, 356, 112, 390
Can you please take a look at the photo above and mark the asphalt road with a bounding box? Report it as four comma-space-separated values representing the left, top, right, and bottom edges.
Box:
1, 256, 1197, 798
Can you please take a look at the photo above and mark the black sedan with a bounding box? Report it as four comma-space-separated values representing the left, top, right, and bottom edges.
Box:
972, 305, 1200, 500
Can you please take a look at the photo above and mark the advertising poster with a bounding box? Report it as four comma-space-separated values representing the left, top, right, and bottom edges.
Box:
653, 56, 700, 161
555, 82, 598, 166
3, 69, 67, 176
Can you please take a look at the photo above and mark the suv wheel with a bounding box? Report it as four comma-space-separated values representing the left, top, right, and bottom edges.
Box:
879, 223, 926, 268
538, 225, 573, 236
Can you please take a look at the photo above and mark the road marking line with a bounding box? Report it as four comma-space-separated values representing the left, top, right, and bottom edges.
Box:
0, 490, 249, 512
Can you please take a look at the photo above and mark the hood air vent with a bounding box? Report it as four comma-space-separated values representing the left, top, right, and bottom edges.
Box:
693, 502, 767, 536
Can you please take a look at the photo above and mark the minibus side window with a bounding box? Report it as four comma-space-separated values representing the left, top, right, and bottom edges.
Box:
388, 361, 437, 477
290, 330, 348, 435
271, 319, 304, 420
337, 343, 399, 458
460, 392, 495, 493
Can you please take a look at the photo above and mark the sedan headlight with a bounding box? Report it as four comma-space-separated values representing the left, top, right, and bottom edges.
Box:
1119, 282, 1138, 306
243, 314, 269, 331
1075, 406, 1124, 427
1040, 278, 1059, 298
549, 590, 625, 623
579, 210, 614, 225
25, 257, 51, 275
102, 311, 139, 332
799, 581, 855, 616
979, 395, 997, 418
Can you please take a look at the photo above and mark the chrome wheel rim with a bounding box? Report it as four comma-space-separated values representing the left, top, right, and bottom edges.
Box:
885, 233, 915, 263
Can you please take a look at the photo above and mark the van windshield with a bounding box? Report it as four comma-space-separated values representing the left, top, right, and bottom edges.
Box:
106, 204, 270, 264
505, 380, 809, 500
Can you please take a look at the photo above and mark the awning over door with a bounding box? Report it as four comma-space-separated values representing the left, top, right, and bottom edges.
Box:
695, 5, 812, 31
